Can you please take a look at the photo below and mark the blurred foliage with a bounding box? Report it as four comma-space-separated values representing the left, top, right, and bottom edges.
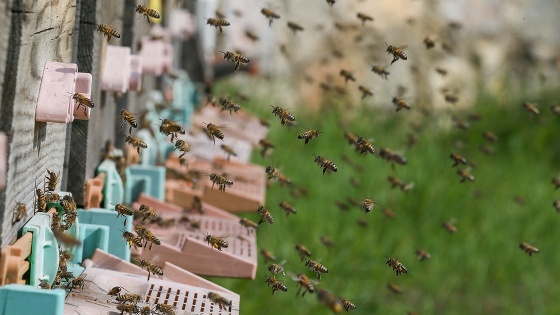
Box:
206, 80, 560, 315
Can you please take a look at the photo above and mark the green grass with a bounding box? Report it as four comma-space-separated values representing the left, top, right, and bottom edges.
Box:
206, 82, 560, 315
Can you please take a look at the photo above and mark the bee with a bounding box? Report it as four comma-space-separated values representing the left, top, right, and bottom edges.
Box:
54, 229, 81, 247
124, 135, 147, 154
12, 202, 27, 225
358, 85, 373, 99
245, 29, 259, 42
551, 104, 560, 115
114, 204, 134, 220
108, 286, 123, 296
553, 200, 560, 212
386, 257, 407, 276
457, 169, 475, 182
338, 296, 356, 313
444, 93, 459, 104
154, 304, 176, 315
435, 67, 448, 76
279, 201, 297, 216
135, 5, 160, 24
203, 233, 228, 251
392, 96, 411, 111
450, 153, 467, 167
207, 173, 233, 192
219, 97, 241, 115
203, 122, 225, 144
265, 165, 280, 180
139, 204, 157, 222
339, 69, 356, 83
206, 18, 230, 33
325, 0, 335, 7
159, 119, 186, 143
423, 36, 435, 49
220, 144, 237, 161
139, 259, 163, 281
293, 273, 315, 297
287, 21, 304, 34
522, 101, 540, 116
207, 292, 232, 311
261, 8, 280, 26
45, 169, 60, 192
357, 217, 368, 228
442, 221, 458, 234
388, 176, 405, 190
189, 196, 204, 214
356, 136, 375, 155
38, 279, 51, 290
72, 93, 94, 115
313, 155, 337, 174
382, 208, 395, 219
35, 182, 47, 212
219, 51, 249, 72
482, 131, 498, 143
385, 43, 407, 65
295, 243, 312, 260
452, 116, 470, 130
97, 24, 120, 42
343, 132, 359, 151
370, 64, 390, 79
117, 110, 137, 135
257, 204, 274, 224
278, 173, 293, 186
356, 12, 373, 25
261, 249, 276, 263
271, 105, 295, 126
117, 303, 140, 314
116, 293, 141, 304
362, 198, 376, 213
387, 283, 403, 294
266, 276, 288, 295
69, 273, 87, 290
135, 225, 161, 250
305, 258, 328, 279
259, 138, 275, 157
480, 144, 494, 155
239, 218, 258, 233
317, 288, 343, 313
298, 130, 321, 145
319, 236, 336, 248
173, 140, 190, 159
416, 249, 431, 261
57, 270, 75, 283
379, 148, 407, 166
519, 242, 539, 256
268, 260, 286, 276
122, 230, 143, 250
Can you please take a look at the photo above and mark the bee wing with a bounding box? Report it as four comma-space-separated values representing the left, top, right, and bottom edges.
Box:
395, 45, 408, 50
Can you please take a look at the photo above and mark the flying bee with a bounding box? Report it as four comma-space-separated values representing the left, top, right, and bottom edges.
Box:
125, 135, 147, 154
72, 93, 94, 116
245, 29, 259, 42
358, 85, 373, 99
442, 221, 458, 234
338, 296, 356, 313
385, 43, 407, 64
416, 249, 432, 261
553, 200, 560, 212
219, 97, 241, 115
135, 225, 160, 250
435, 67, 448, 76
12, 202, 27, 225
392, 96, 411, 111
207, 173, 233, 192
138, 259, 163, 281
293, 273, 315, 297
122, 230, 143, 250
239, 218, 258, 233
295, 243, 312, 260
159, 119, 186, 142
266, 165, 280, 180
266, 276, 288, 295
444, 93, 459, 104
220, 144, 237, 161
287, 21, 304, 34
154, 304, 176, 315
259, 138, 275, 157
522, 101, 540, 116
207, 292, 232, 311
97, 24, 120, 42
457, 169, 475, 182
206, 17, 230, 33
134, 5, 160, 24
551, 104, 560, 115
219, 51, 249, 72
114, 204, 134, 219
261, 8, 280, 26
356, 136, 375, 155
379, 148, 407, 165
552, 177, 560, 189
203, 233, 228, 251
174, 140, 190, 158
423, 36, 435, 49
257, 204, 274, 224
271, 105, 295, 125
268, 259, 287, 276
382, 208, 395, 219
320, 236, 336, 248
317, 288, 343, 314
519, 242, 539, 256
339, 69, 356, 83
362, 198, 377, 213
387, 283, 403, 294
481, 131, 498, 143
278, 173, 293, 186
45, 169, 60, 192
313, 155, 337, 174
203, 122, 225, 144
386, 257, 407, 276
305, 258, 328, 280
69, 273, 87, 290
370, 64, 390, 79
450, 153, 467, 167
139, 204, 157, 222
388, 176, 405, 190
356, 12, 373, 25
298, 130, 321, 145
279, 201, 297, 216
344, 132, 359, 150
261, 248, 276, 263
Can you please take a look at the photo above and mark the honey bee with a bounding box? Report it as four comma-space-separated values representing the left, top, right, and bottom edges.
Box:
379, 148, 407, 166
261, 8, 280, 26
97, 24, 120, 42
362, 198, 377, 213
245, 29, 259, 42
295, 243, 312, 260
553, 200, 560, 212
114, 204, 134, 219
139, 259, 163, 281
519, 242, 539, 256
259, 138, 275, 157
358, 85, 373, 99
551, 104, 560, 115
203, 122, 225, 144
386, 257, 407, 276
35, 182, 47, 212
154, 304, 176, 315
239, 218, 258, 233
266, 276, 288, 295
122, 230, 142, 250
279, 201, 297, 216
206, 18, 230, 33
305, 258, 328, 280
108, 286, 123, 296
54, 229, 81, 247
392, 96, 411, 111
173, 140, 190, 158
265, 165, 280, 180
45, 169, 60, 192
135, 5, 160, 24
207, 173, 233, 192
325, 0, 335, 6
435, 67, 448, 76
219, 97, 241, 115
313, 155, 338, 174
387, 175, 405, 190
387, 283, 403, 294
219, 51, 249, 72
456, 169, 475, 182
69, 273, 87, 290
522, 101, 540, 116
338, 296, 356, 313
319, 236, 336, 248
382, 208, 395, 219
356, 12, 373, 25
12, 202, 27, 225
287, 21, 304, 34
416, 249, 431, 261
442, 221, 458, 234
452, 116, 470, 130
220, 144, 237, 161
297, 130, 321, 145
450, 153, 467, 167
139, 204, 157, 222
278, 173, 293, 187
293, 273, 315, 297
385, 43, 407, 64
356, 217, 368, 228
203, 233, 228, 251
370, 64, 390, 79
116, 292, 141, 304
135, 225, 161, 250
261, 248, 276, 263
57, 270, 75, 283
481, 131, 498, 143
317, 288, 343, 313
339, 69, 356, 83
125, 135, 147, 154
207, 292, 232, 311
271, 105, 295, 126
159, 119, 186, 142
444, 93, 459, 104
480, 145, 494, 155
72, 93, 94, 115
38, 279, 51, 290
117, 303, 140, 314
356, 136, 375, 155
423, 36, 435, 49
257, 204, 274, 224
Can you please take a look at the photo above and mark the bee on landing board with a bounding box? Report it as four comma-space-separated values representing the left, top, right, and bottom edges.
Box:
385, 43, 407, 64
207, 292, 232, 311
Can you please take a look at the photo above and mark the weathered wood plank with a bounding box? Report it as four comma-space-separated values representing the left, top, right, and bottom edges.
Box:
1, 0, 76, 247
